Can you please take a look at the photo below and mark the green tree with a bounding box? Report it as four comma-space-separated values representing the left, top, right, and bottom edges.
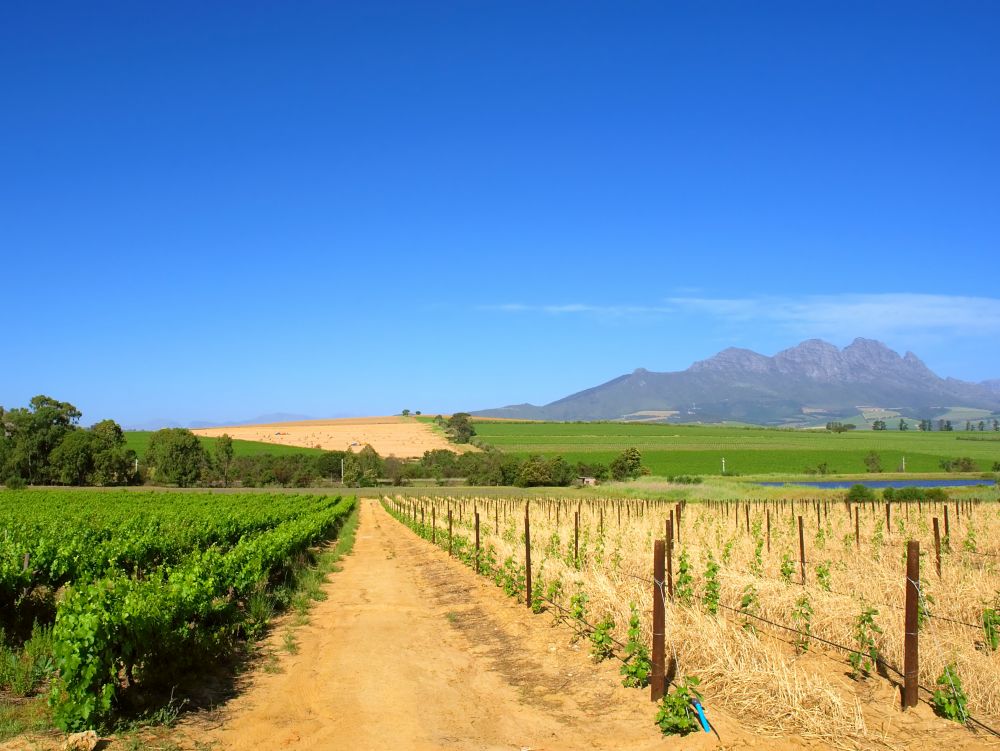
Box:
90, 420, 136, 486
863, 451, 883, 473
401, 409, 410, 416
610, 447, 643, 481
446, 413, 476, 444
49, 430, 95, 485
343, 444, 382, 486
146, 428, 206, 487
516, 455, 553, 487
898, 419, 909, 431
215, 434, 234, 487
1, 395, 82, 484
315, 450, 347, 481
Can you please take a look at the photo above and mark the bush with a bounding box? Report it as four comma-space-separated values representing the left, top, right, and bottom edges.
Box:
610, 447, 643, 481
846, 484, 875, 502
654, 676, 704, 735
4, 475, 26, 490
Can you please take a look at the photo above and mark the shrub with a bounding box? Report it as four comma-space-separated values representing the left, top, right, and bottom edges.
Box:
932, 664, 968, 723
590, 614, 616, 662
849, 606, 881, 679
620, 603, 651, 688
847, 484, 875, 502
654, 676, 703, 736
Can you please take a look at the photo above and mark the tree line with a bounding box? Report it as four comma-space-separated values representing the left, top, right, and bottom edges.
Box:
1, 396, 138, 488
144, 436, 647, 488
1, 396, 646, 489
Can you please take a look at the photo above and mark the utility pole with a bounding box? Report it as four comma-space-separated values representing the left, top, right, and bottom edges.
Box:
721, 457, 726, 474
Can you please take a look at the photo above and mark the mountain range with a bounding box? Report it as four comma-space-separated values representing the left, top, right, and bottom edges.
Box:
473, 338, 1000, 425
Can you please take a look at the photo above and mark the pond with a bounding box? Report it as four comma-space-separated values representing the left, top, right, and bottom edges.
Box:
757, 478, 996, 490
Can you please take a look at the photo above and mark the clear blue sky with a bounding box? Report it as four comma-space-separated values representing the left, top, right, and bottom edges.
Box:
2, 2, 998, 426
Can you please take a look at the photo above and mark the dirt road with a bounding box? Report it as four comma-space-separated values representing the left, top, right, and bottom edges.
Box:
179, 500, 710, 751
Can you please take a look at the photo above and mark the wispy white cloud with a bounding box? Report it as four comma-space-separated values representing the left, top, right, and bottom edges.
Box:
482, 294, 1000, 338
665, 294, 1000, 337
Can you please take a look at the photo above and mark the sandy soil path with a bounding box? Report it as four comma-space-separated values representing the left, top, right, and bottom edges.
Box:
177, 500, 701, 751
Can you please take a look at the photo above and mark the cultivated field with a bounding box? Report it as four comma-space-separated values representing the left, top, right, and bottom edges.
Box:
386, 493, 1000, 749
124, 430, 325, 459
193, 416, 463, 458
473, 421, 1000, 476
0, 490, 355, 736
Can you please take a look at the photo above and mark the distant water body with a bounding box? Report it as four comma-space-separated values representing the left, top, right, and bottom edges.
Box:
757, 479, 995, 490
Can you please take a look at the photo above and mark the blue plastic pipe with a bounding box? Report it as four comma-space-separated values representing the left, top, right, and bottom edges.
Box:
692, 699, 711, 733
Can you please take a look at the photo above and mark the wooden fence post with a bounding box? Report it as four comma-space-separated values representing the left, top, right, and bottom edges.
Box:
574, 511, 580, 568
766, 509, 771, 553
432, 506, 436, 544
675, 503, 682, 546
448, 509, 453, 556
651, 539, 666, 702
933, 518, 942, 577
524, 503, 532, 609
903, 540, 920, 709
474, 511, 480, 573
944, 505, 950, 541
666, 516, 674, 601
854, 506, 860, 550
798, 516, 806, 585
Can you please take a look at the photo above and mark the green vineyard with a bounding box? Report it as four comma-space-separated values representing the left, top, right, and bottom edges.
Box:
0, 490, 355, 730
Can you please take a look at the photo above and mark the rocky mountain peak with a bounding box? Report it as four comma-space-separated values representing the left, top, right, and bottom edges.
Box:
773, 339, 844, 379
689, 347, 772, 374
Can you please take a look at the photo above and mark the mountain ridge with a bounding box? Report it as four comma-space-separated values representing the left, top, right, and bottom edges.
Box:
473, 338, 1000, 425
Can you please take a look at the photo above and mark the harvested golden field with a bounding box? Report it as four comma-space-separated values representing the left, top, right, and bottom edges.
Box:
192, 415, 467, 458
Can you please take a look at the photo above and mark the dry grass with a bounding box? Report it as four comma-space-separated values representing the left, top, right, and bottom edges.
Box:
390, 494, 1000, 747
192, 415, 470, 458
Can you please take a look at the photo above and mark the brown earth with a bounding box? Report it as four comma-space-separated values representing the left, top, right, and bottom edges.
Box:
193, 416, 467, 458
